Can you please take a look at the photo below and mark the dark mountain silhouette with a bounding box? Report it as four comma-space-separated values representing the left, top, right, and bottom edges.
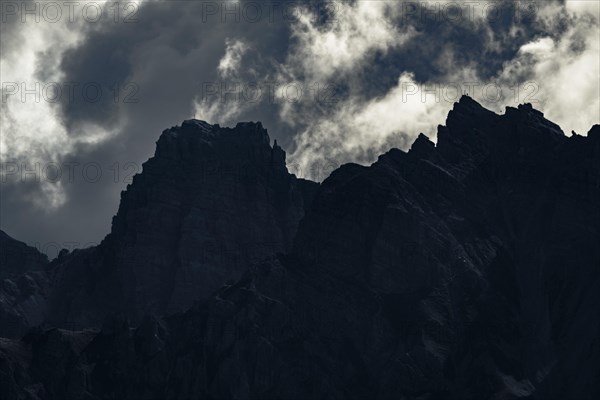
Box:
0, 231, 49, 338
1, 96, 598, 400
0, 231, 48, 279
43, 120, 318, 329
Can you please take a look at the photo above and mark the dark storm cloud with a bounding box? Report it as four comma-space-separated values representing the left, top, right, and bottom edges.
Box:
52, 0, 296, 132
1, 0, 598, 248
14, 0, 570, 144
2, 0, 300, 248
303, 0, 570, 102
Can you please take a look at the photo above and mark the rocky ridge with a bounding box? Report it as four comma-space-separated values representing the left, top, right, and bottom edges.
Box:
0, 96, 598, 399
44, 120, 318, 329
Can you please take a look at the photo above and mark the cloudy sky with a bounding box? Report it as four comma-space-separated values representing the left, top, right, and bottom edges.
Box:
1, 0, 599, 255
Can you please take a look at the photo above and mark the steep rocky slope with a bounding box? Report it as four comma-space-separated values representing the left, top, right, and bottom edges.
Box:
0, 231, 49, 338
0, 232, 48, 279
1, 97, 598, 399
44, 120, 318, 329
290, 97, 600, 399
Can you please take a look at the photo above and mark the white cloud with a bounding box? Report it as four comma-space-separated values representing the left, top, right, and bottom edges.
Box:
566, 0, 600, 17
280, 0, 599, 181
0, 1, 142, 208
493, 2, 599, 135
217, 38, 248, 78
285, 1, 414, 83
288, 72, 453, 181
193, 38, 251, 126
519, 37, 555, 55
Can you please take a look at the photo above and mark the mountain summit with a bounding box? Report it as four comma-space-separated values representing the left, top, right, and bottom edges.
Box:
1, 96, 598, 400
45, 120, 318, 328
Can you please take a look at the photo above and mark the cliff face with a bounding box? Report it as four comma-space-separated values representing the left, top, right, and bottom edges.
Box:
0, 231, 49, 338
290, 97, 600, 399
0, 231, 48, 279
44, 120, 318, 329
1, 97, 599, 399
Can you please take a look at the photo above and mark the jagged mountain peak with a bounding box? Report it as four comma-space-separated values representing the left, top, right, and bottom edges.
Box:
409, 132, 436, 157
587, 124, 600, 138
154, 119, 274, 163
171, 119, 268, 139
443, 96, 568, 140
44, 119, 318, 329
1, 103, 599, 399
